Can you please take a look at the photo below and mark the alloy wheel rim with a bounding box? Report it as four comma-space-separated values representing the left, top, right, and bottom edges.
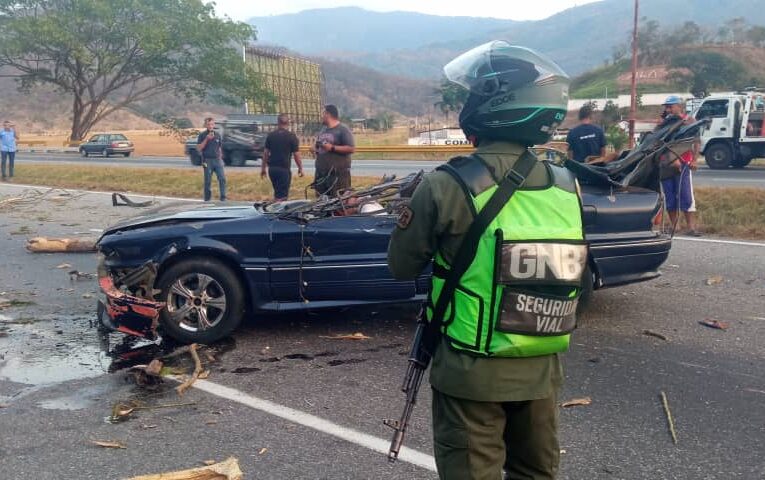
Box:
166, 273, 227, 332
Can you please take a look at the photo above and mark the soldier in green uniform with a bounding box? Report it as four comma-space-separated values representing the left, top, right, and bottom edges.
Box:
388, 42, 585, 480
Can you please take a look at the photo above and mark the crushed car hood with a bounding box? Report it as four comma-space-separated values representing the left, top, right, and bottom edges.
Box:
102, 202, 260, 235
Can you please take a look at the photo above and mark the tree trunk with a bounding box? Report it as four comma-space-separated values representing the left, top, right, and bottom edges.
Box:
69, 93, 104, 141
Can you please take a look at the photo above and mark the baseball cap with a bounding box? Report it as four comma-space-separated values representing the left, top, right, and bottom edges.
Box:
662, 95, 683, 106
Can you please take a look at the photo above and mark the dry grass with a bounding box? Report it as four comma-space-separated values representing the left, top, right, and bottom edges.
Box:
694, 187, 765, 238
11, 165, 380, 201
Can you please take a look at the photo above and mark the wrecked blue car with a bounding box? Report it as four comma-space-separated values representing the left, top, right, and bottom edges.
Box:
96, 167, 670, 344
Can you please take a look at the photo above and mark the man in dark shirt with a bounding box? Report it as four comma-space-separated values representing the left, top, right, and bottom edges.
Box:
566, 104, 606, 163
261, 114, 304, 201
314, 104, 355, 197
196, 117, 227, 202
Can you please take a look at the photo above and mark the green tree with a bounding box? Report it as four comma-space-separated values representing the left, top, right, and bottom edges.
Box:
434, 79, 468, 123
669, 51, 746, 98
0, 0, 274, 140
605, 125, 628, 152
601, 100, 621, 129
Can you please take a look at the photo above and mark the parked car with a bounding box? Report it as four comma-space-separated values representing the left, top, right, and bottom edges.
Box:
95, 168, 671, 344
184, 115, 273, 167
80, 133, 134, 157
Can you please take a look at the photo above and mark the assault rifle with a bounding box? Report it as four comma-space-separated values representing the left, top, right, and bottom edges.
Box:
383, 309, 440, 462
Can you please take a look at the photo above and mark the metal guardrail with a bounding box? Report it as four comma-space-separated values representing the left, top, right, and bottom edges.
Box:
298, 141, 569, 157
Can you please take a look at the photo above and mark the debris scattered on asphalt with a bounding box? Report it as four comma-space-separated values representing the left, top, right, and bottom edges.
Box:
320, 332, 371, 340
128, 359, 165, 386
587, 357, 601, 363
55, 263, 72, 269
0, 298, 35, 310
176, 343, 204, 396
746, 316, 765, 321
260, 346, 271, 355
82, 293, 94, 299
643, 330, 668, 341
203, 460, 217, 466
90, 440, 127, 449
699, 319, 729, 330
126, 456, 242, 480
141, 424, 158, 430
108, 403, 136, 424
0, 403, 9, 408
560, 397, 592, 408
705, 275, 723, 286
258, 448, 268, 455
69, 269, 96, 281
26, 236, 96, 253
112, 192, 154, 208
659, 391, 678, 444
744, 388, 765, 395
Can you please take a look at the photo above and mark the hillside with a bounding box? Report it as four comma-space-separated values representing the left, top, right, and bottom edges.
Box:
0, 54, 436, 133
571, 45, 765, 99
251, 0, 765, 78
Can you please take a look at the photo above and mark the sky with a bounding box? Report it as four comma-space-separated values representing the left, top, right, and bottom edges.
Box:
209, 0, 603, 21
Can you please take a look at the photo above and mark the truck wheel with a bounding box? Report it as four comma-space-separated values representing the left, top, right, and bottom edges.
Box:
230, 151, 246, 167
156, 258, 245, 344
705, 144, 732, 169
189, 151, 202, 166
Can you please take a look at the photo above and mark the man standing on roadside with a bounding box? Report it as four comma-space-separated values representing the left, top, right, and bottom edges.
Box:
197, 117, 227, 202
314, 105, 355, 197
566, 104, 606, 163
1, 121, 20, 181
261, 114, 304, 201
660, 95, 700, 236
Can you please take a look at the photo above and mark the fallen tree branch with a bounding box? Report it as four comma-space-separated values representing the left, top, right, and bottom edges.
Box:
660, 391, 678, 444
26, 237, 96, 253
176, 343, 203, 396
125, 456, 242, 480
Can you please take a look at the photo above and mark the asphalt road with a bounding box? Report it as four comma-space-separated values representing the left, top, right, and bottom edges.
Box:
1, 184, 764, 479
14, 152, 765, 188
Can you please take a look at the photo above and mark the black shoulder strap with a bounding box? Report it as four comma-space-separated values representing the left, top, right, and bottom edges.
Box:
430, 150, 538, 327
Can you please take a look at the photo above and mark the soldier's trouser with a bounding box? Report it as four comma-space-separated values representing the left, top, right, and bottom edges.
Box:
432, 388, 560, 480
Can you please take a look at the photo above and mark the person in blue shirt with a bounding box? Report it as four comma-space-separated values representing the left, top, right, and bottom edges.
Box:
0, 121, 19, 180
566, 104, 606, 162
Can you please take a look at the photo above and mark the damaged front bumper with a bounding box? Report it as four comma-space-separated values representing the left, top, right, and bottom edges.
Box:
97, 261, 165, 339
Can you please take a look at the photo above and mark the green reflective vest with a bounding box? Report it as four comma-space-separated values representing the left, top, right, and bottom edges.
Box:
428, 156, 586, 358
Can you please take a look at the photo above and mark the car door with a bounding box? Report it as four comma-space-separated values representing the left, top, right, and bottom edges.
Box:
297, 214, 417, 302
267, 213, 419, 304
84, 135, 101, 153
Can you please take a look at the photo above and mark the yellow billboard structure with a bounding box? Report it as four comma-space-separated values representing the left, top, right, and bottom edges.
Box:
244, 46, 324, 135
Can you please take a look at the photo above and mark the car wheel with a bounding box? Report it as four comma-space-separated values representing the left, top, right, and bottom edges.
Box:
123, 152, 131, 158
189, 152, 202, 166
101, 148, 110, 158
80, 148, 88, 157
577, 264, 595, 313
230, 151, 246, 167
156, 258, 245, 344
705, 144, 732, 169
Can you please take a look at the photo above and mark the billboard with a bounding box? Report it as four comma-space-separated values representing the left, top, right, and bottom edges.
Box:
244, 46, 324, 137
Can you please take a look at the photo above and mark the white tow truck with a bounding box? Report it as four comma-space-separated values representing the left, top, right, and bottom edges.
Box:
693, 89, 765, 169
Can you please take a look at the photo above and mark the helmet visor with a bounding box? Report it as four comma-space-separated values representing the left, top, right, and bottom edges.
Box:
444, 41, 569, 96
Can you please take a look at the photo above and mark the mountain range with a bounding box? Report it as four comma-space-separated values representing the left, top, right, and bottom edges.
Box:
251, 1, 765, 78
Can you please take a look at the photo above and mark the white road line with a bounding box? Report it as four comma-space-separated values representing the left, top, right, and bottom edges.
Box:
0, 182, 203, 203
674, 236, 765, 247
187, 379, 437, 472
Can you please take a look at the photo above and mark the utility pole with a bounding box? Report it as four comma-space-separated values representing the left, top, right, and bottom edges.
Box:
628, 0, 639, 148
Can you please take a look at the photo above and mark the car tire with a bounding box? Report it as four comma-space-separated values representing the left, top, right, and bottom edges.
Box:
156, 258, 245, 344
577, 264, 595, 313
123, 152, 131, 158
705, 144, 732, 169
80, 148, 88, 157
230, 151, 246, 167
102, 148, 110, 158
189, 152, 202, 166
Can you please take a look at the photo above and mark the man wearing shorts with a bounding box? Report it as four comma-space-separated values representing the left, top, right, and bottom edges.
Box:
262, 114, 303, 200
660, 96, 700, 236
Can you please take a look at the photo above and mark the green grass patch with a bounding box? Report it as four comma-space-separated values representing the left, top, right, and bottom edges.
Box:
7, 165, 765, 240
694, 187, 765, 239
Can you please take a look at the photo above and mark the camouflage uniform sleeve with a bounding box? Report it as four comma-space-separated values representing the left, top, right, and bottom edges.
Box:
387, 177, 439, 280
